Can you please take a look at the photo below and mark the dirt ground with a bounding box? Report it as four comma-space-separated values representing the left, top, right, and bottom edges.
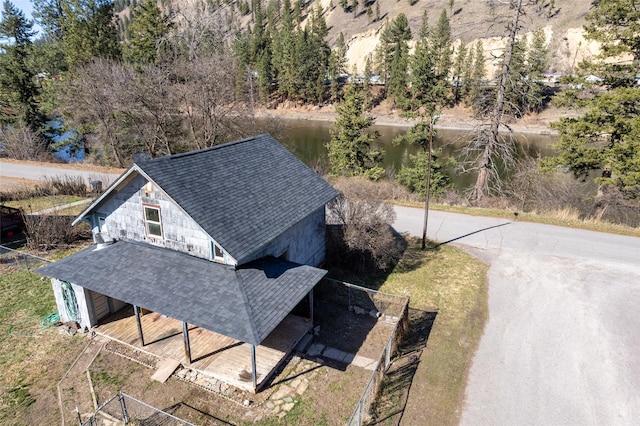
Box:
54, 297, 398, 425
256, 101, 574, 136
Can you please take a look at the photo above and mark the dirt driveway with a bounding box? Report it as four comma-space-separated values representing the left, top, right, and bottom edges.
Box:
393, 206, 640, 425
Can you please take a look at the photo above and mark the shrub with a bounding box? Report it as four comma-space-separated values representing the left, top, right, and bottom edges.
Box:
23, 215, 91, 251
326, 177, 404, 273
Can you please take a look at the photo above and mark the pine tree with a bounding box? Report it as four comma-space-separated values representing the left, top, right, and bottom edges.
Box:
362, 56, 373, 108
271, 0, 296, 99
451, 41, 466, 104
545, 0, 640, 199
431, 9, 452, 85
60, 0, 121, 69
468, 40, 485, 104
124, 0, 171, 65
328, 32, 347, 100
0, 1, 43, 130
326, 84, 384, 179
375, 13, 411, 107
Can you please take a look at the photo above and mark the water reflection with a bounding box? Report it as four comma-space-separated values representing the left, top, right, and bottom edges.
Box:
270, 118, 558, 190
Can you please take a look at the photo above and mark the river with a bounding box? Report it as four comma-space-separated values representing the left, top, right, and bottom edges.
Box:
274, 118, 558, 190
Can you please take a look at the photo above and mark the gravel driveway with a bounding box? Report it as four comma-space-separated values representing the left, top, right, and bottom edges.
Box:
393, 206, 640, 425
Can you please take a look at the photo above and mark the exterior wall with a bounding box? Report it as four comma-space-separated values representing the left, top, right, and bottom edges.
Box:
51, 278, 94, 331
91, 174, 220, 262
243, 207, 327, 267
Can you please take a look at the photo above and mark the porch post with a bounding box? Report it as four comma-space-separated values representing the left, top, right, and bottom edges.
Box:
133, 305, 145, 346
251, 344, 257, 391
182, 321, 192, 364
309, 288, 314, 323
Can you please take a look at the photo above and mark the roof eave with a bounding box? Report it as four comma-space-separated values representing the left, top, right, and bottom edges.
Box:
71, 165, 143, 226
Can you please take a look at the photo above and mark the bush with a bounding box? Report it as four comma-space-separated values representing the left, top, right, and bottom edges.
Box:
24, 215, 91, 251
326, 177, 404, 273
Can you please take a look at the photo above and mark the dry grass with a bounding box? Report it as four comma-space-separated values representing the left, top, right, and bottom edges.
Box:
396, 201, 640, 238
343, 239, 488, 425
4, 195, 90, 214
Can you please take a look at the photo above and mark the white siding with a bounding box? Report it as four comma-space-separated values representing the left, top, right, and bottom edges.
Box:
242, 207, 327, 266
92, 174, 213, 260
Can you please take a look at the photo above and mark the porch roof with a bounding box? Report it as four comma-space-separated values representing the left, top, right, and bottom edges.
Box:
37, 240, 326, 345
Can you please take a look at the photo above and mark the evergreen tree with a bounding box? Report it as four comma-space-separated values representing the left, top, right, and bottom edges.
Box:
0, 1, 43, 130
375, 13, 411, 107
397, 150, 451, 197
408, 11, 437, 113
451, 41, 466, 104
60, 0, 121, 69
460, 40, 474, 100
362, 55, 373, 108
326, 84, 384, 179
271, 0, 296, 99
252, 1, 273, 102
431, 9, 452, 80
545, 0, 640, 199
31, 0, 68, 74
328, 32, 347, 100
124, 0, 171, 65
468, 40, 485, 105
524, 28, 547, 112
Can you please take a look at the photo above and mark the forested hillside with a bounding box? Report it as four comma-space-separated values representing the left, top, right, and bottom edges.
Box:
0, 0, 638, 227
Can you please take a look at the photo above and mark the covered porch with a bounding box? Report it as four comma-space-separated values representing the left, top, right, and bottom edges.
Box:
37, 240, 327, 393
93, 306, 311, 392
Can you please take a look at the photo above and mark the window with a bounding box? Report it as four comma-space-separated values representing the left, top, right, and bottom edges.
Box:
213, 243, 224, 262
143, 205, 163, 238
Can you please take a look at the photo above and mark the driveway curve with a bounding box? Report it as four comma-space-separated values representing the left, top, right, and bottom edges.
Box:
393, 205, 640, 425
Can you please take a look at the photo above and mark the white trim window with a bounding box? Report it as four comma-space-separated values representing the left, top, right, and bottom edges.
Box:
143, 205, 163, 238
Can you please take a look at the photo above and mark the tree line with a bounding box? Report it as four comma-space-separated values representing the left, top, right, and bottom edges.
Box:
0, 0, 638, 222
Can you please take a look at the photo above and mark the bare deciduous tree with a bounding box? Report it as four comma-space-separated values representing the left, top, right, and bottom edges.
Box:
58, 54, 277, 166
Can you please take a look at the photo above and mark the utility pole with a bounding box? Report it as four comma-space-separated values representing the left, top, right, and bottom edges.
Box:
422, 114, 439, 249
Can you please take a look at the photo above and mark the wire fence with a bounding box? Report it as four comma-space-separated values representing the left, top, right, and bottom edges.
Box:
0, 243, 51, 272
80, 391, 197, 426
316, 278, 410, 426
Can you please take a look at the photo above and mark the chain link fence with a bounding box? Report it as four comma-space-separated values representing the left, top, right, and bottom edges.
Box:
0, 244, 51, 272
80, 392, 197, 426
315, 278, 410, 425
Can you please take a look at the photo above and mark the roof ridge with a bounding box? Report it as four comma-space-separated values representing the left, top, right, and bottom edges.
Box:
136, 133, 270, 165
234, 270, 262, 345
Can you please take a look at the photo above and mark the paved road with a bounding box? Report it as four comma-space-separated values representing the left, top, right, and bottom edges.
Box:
3, 161, 639, 424
394, 205, 640, 426
0, 160, 121, 187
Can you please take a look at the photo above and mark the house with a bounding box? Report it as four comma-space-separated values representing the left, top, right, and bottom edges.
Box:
37, 134, 339, 391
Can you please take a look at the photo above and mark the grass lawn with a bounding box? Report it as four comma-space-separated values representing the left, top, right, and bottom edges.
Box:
360, 239, 489, 425
0, 236, 487, 425
0, 265, 84, 425
5, 195, 90, 215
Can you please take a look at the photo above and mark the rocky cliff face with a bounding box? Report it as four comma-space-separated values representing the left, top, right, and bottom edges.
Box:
165, 0, 598, 77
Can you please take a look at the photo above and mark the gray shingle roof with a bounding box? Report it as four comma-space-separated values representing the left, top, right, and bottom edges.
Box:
37, 240, 326, 345
135, 134, 339, 264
